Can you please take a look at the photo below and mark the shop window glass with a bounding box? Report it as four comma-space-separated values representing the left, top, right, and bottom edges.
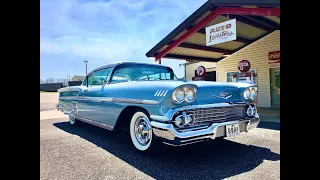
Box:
226, 70, 256, 83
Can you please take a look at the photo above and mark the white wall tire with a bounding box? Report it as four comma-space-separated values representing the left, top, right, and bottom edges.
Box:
130, 111, 154, 151
69, 111, 77, 125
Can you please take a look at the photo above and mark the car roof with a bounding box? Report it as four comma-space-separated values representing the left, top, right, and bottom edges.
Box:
87, 61, 171, 76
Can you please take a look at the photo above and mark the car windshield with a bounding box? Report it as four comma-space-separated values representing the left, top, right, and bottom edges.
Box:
110, 64, 177, 83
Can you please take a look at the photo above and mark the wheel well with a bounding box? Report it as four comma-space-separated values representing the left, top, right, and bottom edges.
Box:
114, 106, 150, 131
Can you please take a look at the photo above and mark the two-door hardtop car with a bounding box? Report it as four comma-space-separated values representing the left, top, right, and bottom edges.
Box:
57, 62, 259, 152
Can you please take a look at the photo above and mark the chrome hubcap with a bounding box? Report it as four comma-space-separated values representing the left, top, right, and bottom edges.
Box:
134, 116, 151, 145
69, 112, 76, 124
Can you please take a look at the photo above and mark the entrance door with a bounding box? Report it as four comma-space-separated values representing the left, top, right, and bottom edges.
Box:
270, 68, 280, 107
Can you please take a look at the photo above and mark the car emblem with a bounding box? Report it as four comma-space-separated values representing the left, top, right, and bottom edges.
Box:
220, 92, 228, 97
212, 92, 232, 100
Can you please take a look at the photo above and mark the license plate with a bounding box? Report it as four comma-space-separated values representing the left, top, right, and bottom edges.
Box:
226, 123, 240, 137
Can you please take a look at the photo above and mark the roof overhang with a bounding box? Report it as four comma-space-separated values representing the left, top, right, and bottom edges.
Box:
146, 0, 280, 63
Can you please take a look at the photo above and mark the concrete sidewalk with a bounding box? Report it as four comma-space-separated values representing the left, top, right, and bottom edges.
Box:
40, 110, 67, 120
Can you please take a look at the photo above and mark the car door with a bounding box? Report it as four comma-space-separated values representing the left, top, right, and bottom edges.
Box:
77, 68, 111, 124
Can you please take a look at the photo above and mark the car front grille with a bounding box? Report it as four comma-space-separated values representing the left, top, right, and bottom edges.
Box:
185, 104, 246, 125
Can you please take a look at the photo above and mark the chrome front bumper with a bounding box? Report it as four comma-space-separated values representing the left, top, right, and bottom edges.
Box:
151, 117, 259, 146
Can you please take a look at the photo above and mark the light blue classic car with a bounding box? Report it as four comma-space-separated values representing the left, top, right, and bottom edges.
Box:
57, 62, 259, 152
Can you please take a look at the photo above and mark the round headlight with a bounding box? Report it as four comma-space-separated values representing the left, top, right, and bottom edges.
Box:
243, 88, 251, 99
250, 87, 257, 100
185, 88, 196, 102
173, 88, 185, 103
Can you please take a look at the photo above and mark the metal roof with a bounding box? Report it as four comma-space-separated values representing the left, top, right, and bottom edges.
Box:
146, 0, 280, 63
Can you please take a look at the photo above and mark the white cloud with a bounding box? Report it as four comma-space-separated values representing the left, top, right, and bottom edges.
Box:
40, 0, 206, 79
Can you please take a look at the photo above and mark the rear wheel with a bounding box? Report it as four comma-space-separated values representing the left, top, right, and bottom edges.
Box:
129, 111, 158, 153
69, 111, 77, 125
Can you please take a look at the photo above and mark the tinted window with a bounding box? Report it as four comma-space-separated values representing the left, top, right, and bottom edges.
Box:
87, 68, 111, 87
82, 78, 87, 86
110, 64, 177, 84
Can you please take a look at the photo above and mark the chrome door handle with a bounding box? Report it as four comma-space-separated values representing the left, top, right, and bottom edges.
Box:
83, 89, 88, 92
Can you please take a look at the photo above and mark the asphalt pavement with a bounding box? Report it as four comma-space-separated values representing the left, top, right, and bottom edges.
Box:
40, 93, 280, 180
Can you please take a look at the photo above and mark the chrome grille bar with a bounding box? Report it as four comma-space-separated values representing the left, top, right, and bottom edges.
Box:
185, 104, 246, 124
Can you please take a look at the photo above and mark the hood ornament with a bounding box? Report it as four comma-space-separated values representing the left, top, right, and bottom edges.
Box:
212, 92, 232, 100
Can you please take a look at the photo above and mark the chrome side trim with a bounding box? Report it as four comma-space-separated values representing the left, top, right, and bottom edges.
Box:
57, 87, 82, 93
76, 116, 114, 131
154, 90, 168, 97
154, 90, 160, 96
61, 96, 159, 105
162, 90, 169, 96
78, 97, 109, 102
106, 98, 159, 105
60, 96, 81, 100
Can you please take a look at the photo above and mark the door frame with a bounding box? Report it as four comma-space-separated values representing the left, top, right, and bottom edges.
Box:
269, 66, 280, 108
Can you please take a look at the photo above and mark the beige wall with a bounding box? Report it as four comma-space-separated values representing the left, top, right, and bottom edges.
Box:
216, 30, 280, 107
186, 62, 216, 81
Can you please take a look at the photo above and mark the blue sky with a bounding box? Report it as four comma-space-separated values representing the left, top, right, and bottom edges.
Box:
40, 0, 207, 80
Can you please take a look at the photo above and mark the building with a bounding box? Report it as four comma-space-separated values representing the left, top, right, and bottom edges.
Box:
146, 0, 280, 108
69, 75, 86, 86
71, 75, 85, 82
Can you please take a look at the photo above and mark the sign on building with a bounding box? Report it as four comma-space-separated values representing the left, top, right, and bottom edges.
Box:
205, 19, 237, 46
268, 50, 280, 68
192, 66, 206, 81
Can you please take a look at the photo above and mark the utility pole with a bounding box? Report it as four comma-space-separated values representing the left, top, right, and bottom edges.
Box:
84, 60, 88, 75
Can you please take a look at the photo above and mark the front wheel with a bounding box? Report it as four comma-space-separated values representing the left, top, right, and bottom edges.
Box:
129, 111, 158, 153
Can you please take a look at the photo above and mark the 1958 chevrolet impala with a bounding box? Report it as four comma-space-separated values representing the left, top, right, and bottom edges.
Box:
57, 62, 259, 152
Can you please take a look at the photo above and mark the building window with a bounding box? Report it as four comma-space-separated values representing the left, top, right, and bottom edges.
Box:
226, 70, 256, 83
227, 72, 238, 82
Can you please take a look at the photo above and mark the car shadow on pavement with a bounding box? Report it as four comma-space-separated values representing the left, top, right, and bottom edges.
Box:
54, 122, 280, 180
258, 121, 280, 131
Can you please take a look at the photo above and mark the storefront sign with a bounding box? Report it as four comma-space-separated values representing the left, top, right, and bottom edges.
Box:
193, 66, 206, 81
269, 51, 280, 68
196, 66, 206, 76
238, 60, 251, 72
205, 19, 237, 46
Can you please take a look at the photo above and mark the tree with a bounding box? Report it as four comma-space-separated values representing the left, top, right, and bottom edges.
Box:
44, 78, 55, 83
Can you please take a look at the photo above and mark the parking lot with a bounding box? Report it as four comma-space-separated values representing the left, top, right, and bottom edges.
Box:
40, 92, 280, 180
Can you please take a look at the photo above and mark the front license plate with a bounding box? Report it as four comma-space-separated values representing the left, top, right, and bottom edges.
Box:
226, 123, 240, 137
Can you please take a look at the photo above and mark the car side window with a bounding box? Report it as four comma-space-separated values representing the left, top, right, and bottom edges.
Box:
82, 78, 87, 86
88, 68, 111, 87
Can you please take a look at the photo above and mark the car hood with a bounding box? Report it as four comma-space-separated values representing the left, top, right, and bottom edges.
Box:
115, 80, 254, 105
189, 81, 254, 104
